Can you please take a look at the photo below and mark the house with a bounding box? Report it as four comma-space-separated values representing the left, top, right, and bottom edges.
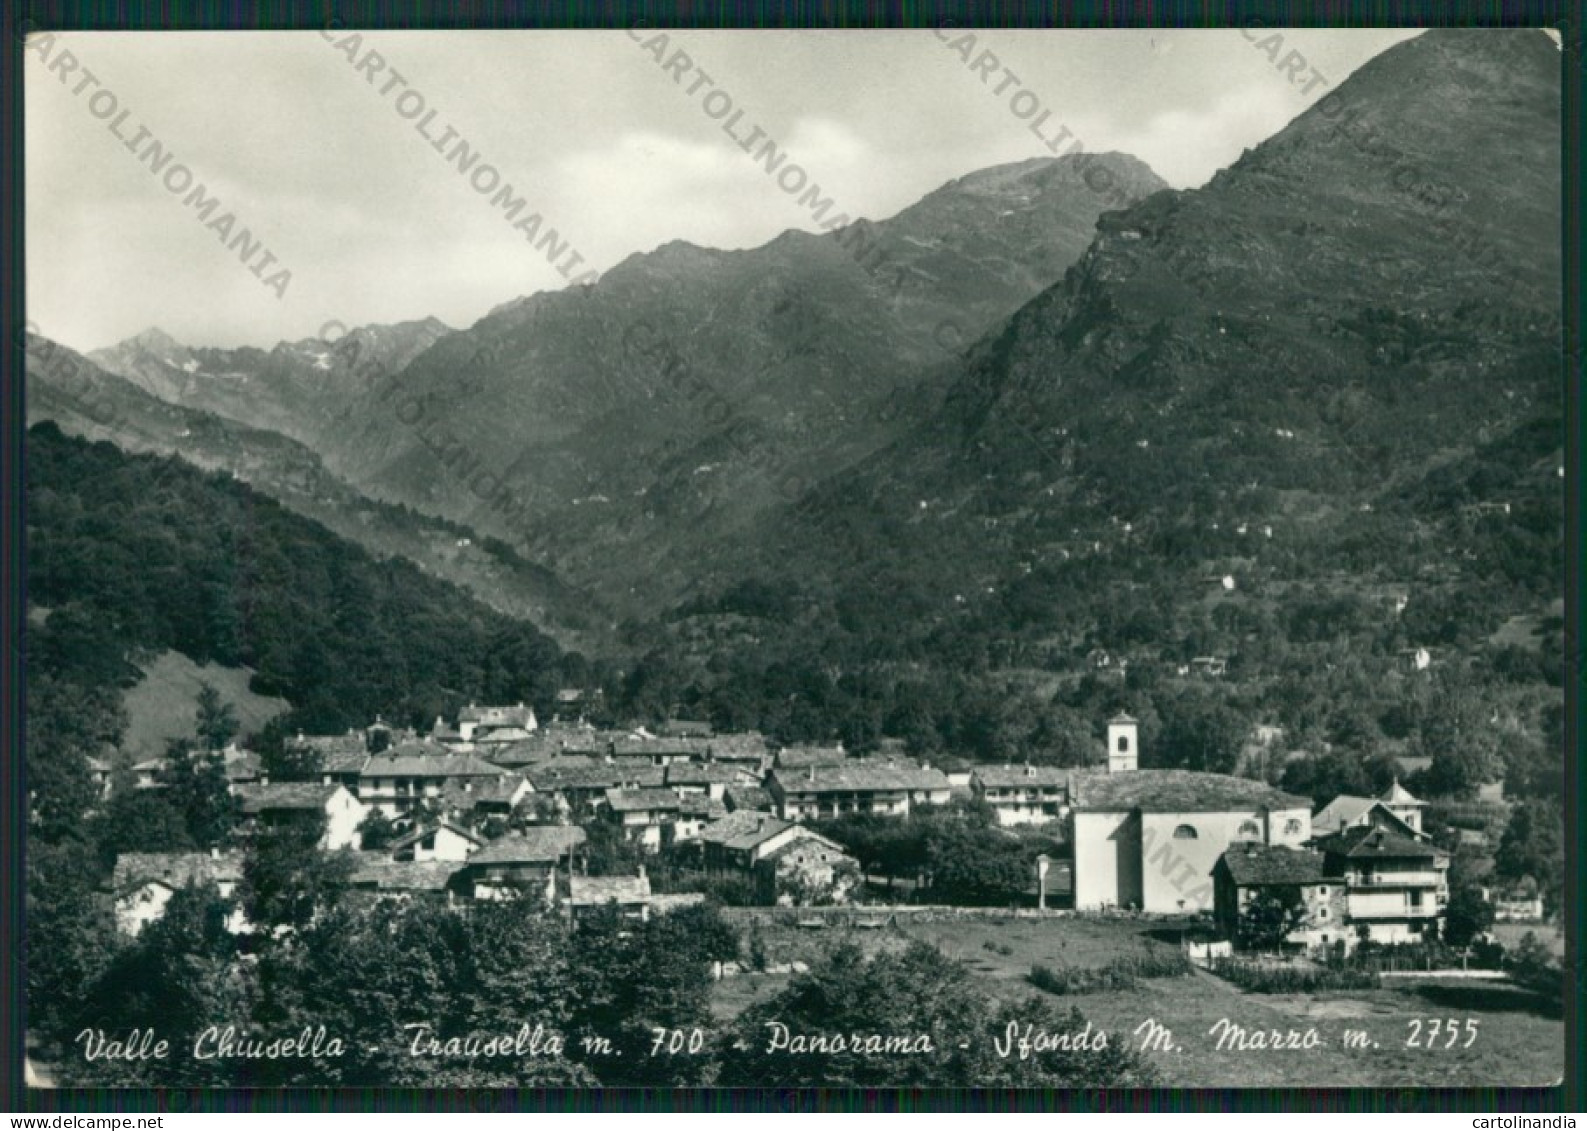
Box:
281, 732, 369, 784
1070, 713, 1312, 914
457, 702, 539, 742
656, 719, 713, 739
233, 783, 366, 850
673, 794, 727, 844
699, 812, 813, 871
612, 736, 705, 765
111, 852, 247, 936
474, 726, 539, 754
604, 788, 684, 851
357, 743, 510, 817
552, 687, 603, 720
130, 757, 167, 790
389, 819, 483, 863
703, 731, 771, 769
773, 744, 848, 770
221, 748, 265, 787
86, 754, 113, 799
1490, 882, 1545, 922
1398, 647, 1433, 672
437, 773, 533, 823
970, 764, 1070, 826
1314, 782, 1428, 840
1212, 844, 1344, 952
665, 762, 751, 800
724, 785, 774, 813
1086, 648, 1117, 671
526, 759, 666, 811
460, 826, 586, 901
766, 761, 951, 822
566, 871, 652, 922
1314, 825, 1450, 946
1189, 656, 1228, 678
756, 837, 861, 906
345, 855, 461, 905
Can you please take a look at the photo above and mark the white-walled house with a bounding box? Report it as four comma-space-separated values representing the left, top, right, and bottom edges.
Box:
233, 783, 366, 850
389, 819, 483, 863
970, 764, 1070, 825
111, 852, 248, 937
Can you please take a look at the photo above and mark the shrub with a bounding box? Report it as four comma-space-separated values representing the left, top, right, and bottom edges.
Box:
1028, 950, 1191, 995
1208, 958, 1379, 993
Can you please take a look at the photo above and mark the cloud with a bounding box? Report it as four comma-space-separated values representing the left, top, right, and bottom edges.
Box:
1102, 82, 1304, 188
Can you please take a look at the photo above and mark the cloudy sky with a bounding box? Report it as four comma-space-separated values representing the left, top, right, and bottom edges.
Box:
27, 28, 1421, 351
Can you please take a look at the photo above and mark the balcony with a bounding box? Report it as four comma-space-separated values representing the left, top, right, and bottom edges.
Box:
1350, 872, 1445, 888
1346, 894, 1441, 919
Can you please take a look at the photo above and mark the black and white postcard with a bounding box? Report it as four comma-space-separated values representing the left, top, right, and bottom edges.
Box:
17, 24, 1571, 1097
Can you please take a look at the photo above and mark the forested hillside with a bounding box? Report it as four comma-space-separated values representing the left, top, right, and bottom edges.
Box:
26, 422, 571, 833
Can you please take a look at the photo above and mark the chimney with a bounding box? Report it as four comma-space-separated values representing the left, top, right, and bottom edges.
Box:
636, 864, 646, 881
1024, 763, 1034, 778
807, 765, 816, 782
210, 846, 220, 860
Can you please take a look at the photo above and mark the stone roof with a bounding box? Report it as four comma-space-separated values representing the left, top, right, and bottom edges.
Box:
971, 764, 1072, 789
705, 732, 771, 762
1317, 825, 1447, 861
468, 826, 586, 865
568, 874, 651, 906
761, 836, 854, 864
360, 748, 508, 780
1313, 794, 1377, 832
665, 763, 745, 786
771, 763, 951, 795
527, 762, 664, 791
476, 726, 537, 745
1070, 770, 1309, 814
700, 811, 793, 850
723, 785, 773, 812
389, 820, 483, 852
321, 748, 371, 775
234, 782, 344, 813
1219, 843, 1326, 886
612, 736, 707, 760
438, 774, 529, 808
657, 719, 713, 738
459, 703, 536, 728
112, 852, 242, 894
286, 732, 366, 757
605, 787, 683, 814
347, 855, 458, 892
774, 745, 848, 769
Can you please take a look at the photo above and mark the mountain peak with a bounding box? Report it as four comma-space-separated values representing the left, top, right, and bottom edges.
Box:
126, 326, 184, 352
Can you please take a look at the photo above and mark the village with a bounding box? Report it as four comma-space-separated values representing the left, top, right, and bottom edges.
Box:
107, 697, 1543, 964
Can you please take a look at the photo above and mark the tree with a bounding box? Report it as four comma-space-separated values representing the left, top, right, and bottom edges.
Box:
90, 788, 197, 870
241, 813, 355, 930
1441, 874, 1495, 948
161, 738, 237, 848
1506, 931, 1561, 1004
1495, 801, 1564, 914
1157, 692, 1246, 774
357, 808, 399, 851
1416, 673, 1503, 798
68, 882, 246, 1087
1236, 889, 1309, 953
194, 682, 239, 751
717, 941, 1157, 1087
26, 840, 121, 1055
